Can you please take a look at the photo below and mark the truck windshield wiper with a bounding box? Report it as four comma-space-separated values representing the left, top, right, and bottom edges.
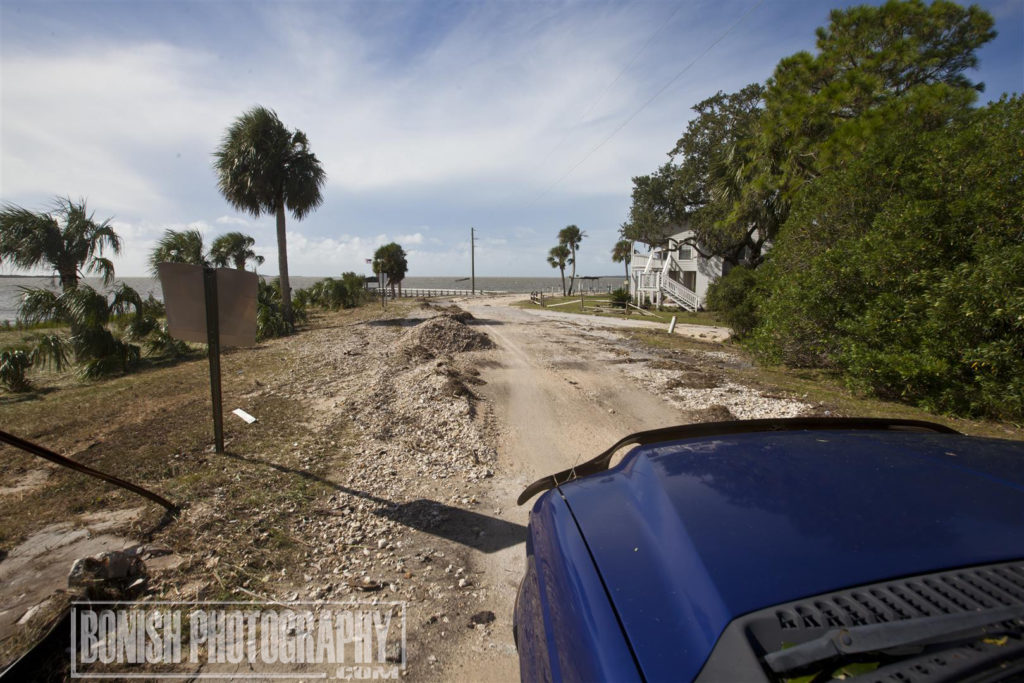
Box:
764, 604, 1024, 676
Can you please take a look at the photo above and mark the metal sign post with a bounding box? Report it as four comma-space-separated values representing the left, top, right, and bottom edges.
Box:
158, 263, 257, 456
203, 267, 224, 453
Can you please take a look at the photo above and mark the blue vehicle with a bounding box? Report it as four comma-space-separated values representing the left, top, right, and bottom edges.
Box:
513, 418, 1024, 682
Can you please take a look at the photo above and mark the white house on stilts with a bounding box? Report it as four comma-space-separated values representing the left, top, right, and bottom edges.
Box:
627, 227, 727, 311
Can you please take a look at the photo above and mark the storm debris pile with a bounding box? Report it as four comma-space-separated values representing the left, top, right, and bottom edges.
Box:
163, 304, 505, 670
398, 310, 494, 360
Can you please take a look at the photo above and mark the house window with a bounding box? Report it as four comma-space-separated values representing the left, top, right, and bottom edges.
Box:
680, 246, 692, 260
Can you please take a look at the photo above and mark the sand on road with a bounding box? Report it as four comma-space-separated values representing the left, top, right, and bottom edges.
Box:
434, 297, 693, 681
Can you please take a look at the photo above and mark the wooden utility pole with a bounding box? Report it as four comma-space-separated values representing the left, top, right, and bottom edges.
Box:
470, 227, 476, 295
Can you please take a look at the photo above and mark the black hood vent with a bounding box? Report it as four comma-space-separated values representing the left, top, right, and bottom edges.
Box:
696, 560, 1024, 682
773, 563, 1024, 634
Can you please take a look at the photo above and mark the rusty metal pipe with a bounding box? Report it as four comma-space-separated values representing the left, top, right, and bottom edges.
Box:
0, 429, 178, 512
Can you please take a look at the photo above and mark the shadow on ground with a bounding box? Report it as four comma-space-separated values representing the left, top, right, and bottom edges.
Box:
219, 450, 526, 554
363, 318, 421, 328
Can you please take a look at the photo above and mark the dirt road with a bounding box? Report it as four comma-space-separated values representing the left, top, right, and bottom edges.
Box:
436, 298, 697, 681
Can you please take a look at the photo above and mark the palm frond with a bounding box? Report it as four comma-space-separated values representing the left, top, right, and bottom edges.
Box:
62, 285, 111, 328
144, 322, 191, 358
283, 142, 326, 219
17, 287, 64, 325
71, 328, 140, 379
0, 205, 60, 270
87, 256, 117, 285
29, 333, 70, 372
149, 229, 208, 275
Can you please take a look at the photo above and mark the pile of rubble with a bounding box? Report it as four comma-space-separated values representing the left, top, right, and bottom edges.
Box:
241, 305, 503, 666
398, 309, 495, 360
619, 350, 813, 420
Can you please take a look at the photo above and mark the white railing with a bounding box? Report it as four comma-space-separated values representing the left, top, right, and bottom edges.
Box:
639, 273, 660, 290
630, 254, 650, 271
395, 288, 505, 298
661, 276, 698, 310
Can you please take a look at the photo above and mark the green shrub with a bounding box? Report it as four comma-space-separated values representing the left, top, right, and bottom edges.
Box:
257, 278, 293, 340
705, 267, 760, 338
340, 272, 367, 308
609, 288, 630, 309
302, 273, 367, 311
0, 348, 33, 392
308, 278, 346, 309
256, 278, 309, 340
751, 95, 1024, 419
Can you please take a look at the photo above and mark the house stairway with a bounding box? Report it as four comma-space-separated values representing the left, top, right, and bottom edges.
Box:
660, 275, 698, 311
636, 249, 700, 311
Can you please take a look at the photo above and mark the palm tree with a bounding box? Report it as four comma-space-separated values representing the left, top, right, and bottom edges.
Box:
213, 106, 326, 327
557, 224, 586, 295
612, 239, 633, 280
18, 283, 145, 378
148, 229, 208, 275
547, 245, 571, 296
373, 243, 408, 297
210, 232, 265, 270
0, 197, 121, 291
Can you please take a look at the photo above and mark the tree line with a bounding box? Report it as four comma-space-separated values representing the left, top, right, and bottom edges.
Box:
621, 0, 1022, 420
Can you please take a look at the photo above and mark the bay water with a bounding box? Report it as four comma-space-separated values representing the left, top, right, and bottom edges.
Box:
0, 274, 628, 323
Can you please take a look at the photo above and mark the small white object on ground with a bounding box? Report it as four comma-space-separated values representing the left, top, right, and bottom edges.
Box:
232, 408, 257, 424
668, 316, 677, 335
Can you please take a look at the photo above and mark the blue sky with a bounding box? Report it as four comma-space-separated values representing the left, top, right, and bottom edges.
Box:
2, 0, 1021, 278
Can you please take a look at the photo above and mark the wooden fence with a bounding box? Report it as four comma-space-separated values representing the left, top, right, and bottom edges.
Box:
375, 288, 507, 298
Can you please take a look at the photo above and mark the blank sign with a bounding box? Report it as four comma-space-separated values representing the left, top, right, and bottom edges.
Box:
157, 263, 258, 347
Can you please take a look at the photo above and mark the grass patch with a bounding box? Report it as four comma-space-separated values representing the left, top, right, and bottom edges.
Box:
623, 330, 1024, 441
513, 296, 728, 327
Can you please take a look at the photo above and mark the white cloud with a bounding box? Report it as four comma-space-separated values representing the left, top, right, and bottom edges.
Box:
4, 1, 1015, 277
215, 215, 253, 227
281, 230, 390, 275
0, 43, 237, 214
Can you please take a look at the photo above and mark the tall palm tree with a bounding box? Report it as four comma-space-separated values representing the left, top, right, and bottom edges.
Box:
557, 224, 586, 295
213, 106, 326, 326
611, 239, 633, 280
210, 232, 265, 270
547, 245, 571, 296
148, 229, 208, 275
373, 243, 408, 297
0, 197, 121, 291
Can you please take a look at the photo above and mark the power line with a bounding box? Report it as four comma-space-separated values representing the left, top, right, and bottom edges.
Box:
532, 0, 764, 204
533, 1, 687, 172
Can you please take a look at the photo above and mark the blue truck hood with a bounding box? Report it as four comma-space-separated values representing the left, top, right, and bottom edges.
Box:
559, 430, 1024, 682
